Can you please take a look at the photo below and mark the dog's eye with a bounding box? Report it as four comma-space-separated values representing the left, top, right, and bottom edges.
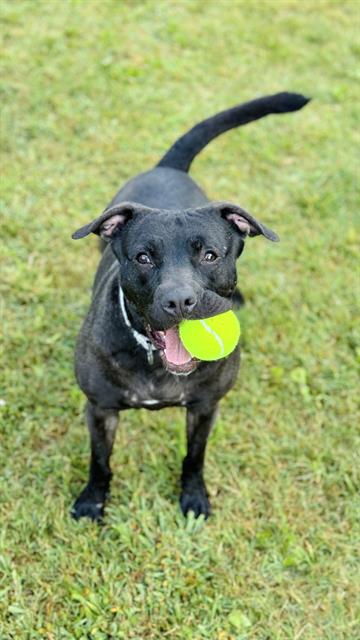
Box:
203, 251, 218, 263
136, 252, 152, 265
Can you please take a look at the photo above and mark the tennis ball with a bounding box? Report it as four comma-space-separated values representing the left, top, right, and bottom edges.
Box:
179, 310, 241, 361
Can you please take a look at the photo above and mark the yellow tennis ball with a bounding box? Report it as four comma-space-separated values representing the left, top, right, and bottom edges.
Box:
179, 310, 241, 361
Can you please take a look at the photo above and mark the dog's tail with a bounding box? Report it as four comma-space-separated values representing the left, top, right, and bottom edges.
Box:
157, 92, 310, 173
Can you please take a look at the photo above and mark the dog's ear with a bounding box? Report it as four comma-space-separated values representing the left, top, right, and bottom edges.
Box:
213, 201, 279, 242
72, 202, 135, 240
72, 202, 154, 240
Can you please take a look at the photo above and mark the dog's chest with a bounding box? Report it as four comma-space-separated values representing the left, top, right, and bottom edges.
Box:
119, 371, 188, 409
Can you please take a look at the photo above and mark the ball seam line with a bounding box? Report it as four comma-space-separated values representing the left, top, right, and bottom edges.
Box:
199, 319, 225, 357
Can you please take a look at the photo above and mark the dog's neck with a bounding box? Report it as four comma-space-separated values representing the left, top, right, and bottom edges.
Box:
118, 284, 157, 364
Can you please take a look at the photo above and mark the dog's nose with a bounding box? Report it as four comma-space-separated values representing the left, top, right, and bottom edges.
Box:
162, 290, 197, 317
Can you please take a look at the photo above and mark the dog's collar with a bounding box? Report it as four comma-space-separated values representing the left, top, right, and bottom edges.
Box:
118, 285, 156, 365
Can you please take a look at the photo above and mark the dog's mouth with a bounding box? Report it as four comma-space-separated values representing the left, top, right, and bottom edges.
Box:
146, 325, 199, 375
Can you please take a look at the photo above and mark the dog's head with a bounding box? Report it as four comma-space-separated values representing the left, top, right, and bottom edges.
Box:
73, 201, 278, 374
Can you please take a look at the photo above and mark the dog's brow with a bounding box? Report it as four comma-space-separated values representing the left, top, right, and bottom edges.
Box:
189, 236, 204, 250
136, 237, 165, 254
147, 239, 164, 254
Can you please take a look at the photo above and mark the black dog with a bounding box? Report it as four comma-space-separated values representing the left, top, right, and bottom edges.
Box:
71, 92, 309, 522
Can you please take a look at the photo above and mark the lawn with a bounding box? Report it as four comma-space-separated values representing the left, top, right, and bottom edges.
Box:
1, 0, 359, 638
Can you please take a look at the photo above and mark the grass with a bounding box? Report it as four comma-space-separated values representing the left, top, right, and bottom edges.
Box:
1, 0, 359, 638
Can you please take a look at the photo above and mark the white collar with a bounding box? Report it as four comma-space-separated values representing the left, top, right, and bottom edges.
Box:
118, 285, 157, 365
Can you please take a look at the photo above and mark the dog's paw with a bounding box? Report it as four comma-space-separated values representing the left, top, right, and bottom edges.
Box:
180, 479, 211, 519
71, 485, 106, 523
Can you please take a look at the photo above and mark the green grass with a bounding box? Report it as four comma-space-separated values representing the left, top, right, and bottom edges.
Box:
1, 0, 359, 638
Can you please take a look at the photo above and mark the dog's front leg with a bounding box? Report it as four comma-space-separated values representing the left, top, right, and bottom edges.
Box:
71, 402, 118, 522
180, 404, 218, 519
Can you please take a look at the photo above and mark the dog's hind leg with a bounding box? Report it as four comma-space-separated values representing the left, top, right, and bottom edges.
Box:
71, 402, 119, 522
180, 404, 218, 519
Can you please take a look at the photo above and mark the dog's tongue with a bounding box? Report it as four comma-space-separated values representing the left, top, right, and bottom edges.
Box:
164, 327, 191, 365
